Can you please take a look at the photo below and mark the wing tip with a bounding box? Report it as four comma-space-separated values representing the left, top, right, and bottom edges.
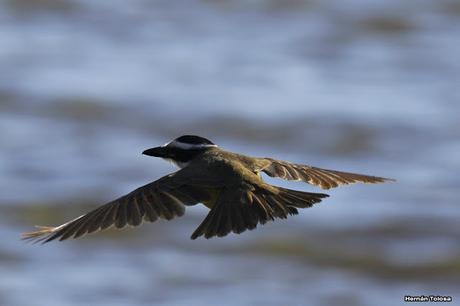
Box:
21, 226, 57, 244
383, 177, 397, 182
363, 176, 397, 184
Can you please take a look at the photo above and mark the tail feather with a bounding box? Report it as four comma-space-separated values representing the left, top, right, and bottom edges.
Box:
191, 186, 328, 240
277, 187, 329, 208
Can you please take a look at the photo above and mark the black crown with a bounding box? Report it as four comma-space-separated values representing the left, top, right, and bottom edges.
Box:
175, 135, 214, 145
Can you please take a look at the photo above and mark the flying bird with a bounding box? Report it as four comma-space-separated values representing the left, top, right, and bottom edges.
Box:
23, 135, 394, 243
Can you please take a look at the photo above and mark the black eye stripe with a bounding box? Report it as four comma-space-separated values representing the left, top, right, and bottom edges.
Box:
166, 147, 206, 162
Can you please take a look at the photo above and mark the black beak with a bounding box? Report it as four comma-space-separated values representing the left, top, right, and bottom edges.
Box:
142, 146, 167, 157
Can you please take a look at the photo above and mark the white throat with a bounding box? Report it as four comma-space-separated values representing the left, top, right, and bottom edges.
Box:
163, 158, 190, 169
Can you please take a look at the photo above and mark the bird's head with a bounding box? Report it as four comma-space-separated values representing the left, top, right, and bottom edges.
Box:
142, 135, 217, 168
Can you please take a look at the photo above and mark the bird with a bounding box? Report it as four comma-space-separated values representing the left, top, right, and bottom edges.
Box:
22, 135, 394, 243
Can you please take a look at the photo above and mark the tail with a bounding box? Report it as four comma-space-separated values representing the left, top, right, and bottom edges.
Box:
275, 186, 329, 209
190, 186, 328, 240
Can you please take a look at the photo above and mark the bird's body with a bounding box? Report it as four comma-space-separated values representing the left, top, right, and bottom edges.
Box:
23, 135, 394, 243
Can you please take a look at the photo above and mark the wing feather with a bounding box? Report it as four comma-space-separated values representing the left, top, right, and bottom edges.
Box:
22, 172, 206, 243
261, 158, 394, 189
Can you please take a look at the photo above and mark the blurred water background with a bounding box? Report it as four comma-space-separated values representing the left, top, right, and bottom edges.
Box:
1, 0, 459, 305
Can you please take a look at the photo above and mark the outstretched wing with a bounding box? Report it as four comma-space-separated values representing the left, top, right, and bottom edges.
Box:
22, 172, 211, 243
260, 158, 394, 190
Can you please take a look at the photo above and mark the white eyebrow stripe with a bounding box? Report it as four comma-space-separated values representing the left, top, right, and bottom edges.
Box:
168, 141, 217, 150
162, 140, 172, 147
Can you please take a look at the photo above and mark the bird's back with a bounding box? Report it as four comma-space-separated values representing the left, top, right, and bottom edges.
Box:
193, 147, 270, 188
